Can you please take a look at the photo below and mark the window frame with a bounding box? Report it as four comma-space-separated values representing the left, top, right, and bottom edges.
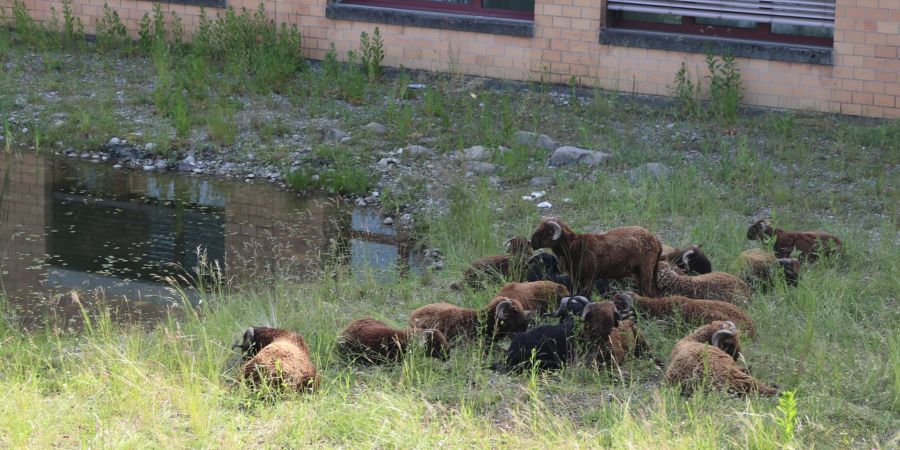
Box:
340, 0, 534, 21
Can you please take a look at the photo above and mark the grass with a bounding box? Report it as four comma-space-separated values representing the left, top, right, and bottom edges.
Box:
1, 4, 899, 447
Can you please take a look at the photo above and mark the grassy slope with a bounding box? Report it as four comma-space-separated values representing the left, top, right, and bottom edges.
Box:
1, 31, 899, 448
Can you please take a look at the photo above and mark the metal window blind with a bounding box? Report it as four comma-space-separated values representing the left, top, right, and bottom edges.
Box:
607, 0, 836, 28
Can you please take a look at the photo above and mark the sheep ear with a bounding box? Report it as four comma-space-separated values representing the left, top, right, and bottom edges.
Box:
548, 221, 562, 241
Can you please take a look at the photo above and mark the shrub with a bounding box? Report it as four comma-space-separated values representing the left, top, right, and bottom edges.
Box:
671, 62, 701, 119
705, 51, 743, 125
95, 3, 129, 53
359, 27, 384, 82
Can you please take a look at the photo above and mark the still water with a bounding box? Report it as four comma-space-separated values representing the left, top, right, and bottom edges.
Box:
0, 153, 416, 329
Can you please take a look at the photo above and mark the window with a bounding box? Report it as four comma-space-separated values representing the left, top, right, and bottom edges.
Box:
607, 1, 835, 47
340, 0, 534, 20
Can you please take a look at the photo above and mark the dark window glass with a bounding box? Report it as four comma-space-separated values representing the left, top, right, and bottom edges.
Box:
482, 0, 533, 12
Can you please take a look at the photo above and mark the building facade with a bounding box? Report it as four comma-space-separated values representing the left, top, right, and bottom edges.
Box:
6, 0, 900, 118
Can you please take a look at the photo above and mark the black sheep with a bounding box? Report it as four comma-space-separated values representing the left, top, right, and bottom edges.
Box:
525, 253, 611, 299
495, 296, 591, 372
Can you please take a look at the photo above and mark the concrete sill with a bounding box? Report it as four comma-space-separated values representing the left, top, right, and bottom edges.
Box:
600, 28, 833, 66
140, 0, 225, 7
326, 3, 534, 38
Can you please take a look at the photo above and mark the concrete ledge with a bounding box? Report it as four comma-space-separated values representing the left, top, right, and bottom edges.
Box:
326, 3, 534, 38
140, 0, 225, 7
600, 28, 832, 66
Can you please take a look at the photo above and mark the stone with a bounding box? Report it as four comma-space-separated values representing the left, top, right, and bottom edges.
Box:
382, 217, 394, 225
192, 168, 203, 174
107, 137, 122, 146
537, 134, 559, 151
355, 197, 367, 207
324, 128, 349, 143
626, 162, 671, 183
376, 157, 400, 170
461, 145, 488, 161
364, 195, 378, 204
466, 161, 499, 175
143, 165, 155, 172
364, 122, 387, 134
155, 160, 168, 171
515, 131, 559, 151
404, 144, 434, 157
80, 153, 90, 159
549, 146, 611, 167
339, 136, 353, 145
537, 201, 553, 209
113, 164, 123, 170
529, 176, 555, 186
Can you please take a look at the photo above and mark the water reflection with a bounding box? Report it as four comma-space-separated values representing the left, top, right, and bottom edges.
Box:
0, 153, 415, 329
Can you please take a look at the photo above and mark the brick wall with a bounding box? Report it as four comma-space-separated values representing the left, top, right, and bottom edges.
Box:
9, 0, 900, 118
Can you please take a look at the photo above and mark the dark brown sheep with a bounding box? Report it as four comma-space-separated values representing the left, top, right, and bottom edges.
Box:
612, 291, 756, 338
409, 296, 534, 343
234, 326, 319, 393
581, 301, 650, 368
450, 236, 534, 290
660, 245, 713, 275
529, 218, 662, 297
747, 219, 842, 262
736, 249, 801, 287
665, 321, 777, 397
337, 318, 449, 364
656, 261, 752, 305
494, 280, 571, 313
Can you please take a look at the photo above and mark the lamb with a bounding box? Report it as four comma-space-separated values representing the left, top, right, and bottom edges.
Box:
337, 318, 449, 364
665, 321, 778, 397
581, 300, 650, 368
747, 219, 842, 262
233, 326, 319, 393
735, 249, 801, 287
660, 245, 713, 275
497, 296, 592, 372
655, 261, 752, 304
529, 217, 662, 297
494, 280, 571, 313
524, 252, 611, 298
408, 296, 532, 342
450, 236, 533, 290
612, 291, 756, 338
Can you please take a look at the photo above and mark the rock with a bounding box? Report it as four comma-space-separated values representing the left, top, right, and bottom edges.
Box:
404, 144, 434, 157
155, 160, 168, 171
14, 96, 26, 107
376, 157, 400, 170
529, 176, 555, 186
626, 162, 671, 183
112, 164, 123, 170
339, 136, 353, 145
80, 153, 90, 159
515, 131, 559, 151
549, 146, 610, 167
355, 197, 367, 207
192, 168, 203, 174
364, 122, 387, 134
382, 217, 394, 225
246, 173, 255, 179
324, 128, 349, 144
143, 165, 155, 172
364, 195, 378, 204
108, 137, 122, 146
466, 161, 499, 175
461, 145, 488, 161
537, 201, 553, 209
143, 142, 156, 152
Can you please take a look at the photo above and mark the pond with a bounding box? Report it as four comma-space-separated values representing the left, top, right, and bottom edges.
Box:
0, 152, 417, 329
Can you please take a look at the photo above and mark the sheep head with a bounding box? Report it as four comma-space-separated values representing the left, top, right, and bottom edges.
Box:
548, 296, 591, 320
611, 292, 637, 319
492, 297, 531, 335
233, 326, 288, 357
418, 329, 450, 361
582, 301, 621, 339
687, 321, 742, 360
525, 252, 560, 281
777, 258, 801, 286
505, 236, 534, 257
530, 218, 571, 250
747, 219, 774, 241
681, 246, 713, 274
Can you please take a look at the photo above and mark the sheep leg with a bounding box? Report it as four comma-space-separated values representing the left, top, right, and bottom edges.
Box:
729, 370, 779, 397
636, 262, 657, 297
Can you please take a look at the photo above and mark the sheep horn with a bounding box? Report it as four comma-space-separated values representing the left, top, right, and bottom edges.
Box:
724, 320, 737, 333
496, 300, 512, 321
681, 249, 694, 268
548, 221, 562, 241
614, 293, 635, 318
232, 327, 254, 350
548, 296, 571, 318
711, 329, 735, 351
503, 237, 514, 248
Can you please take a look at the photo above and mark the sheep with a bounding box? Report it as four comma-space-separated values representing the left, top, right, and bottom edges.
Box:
233, 326, 319, 393
611, 291, 756, 338
450, 236, 533, 290
655, 261, 752, 304
747, 219, 842, 262
408, 296, 533, 343
497, 296, 592, 372
660, 245, 713, 275
337, 318, 449, 364
524, 252, 611, 298
665, 321, 777, 397
735, 249, 801, 287
494, 280, 571, 313
529, 217, 662, 297
580, 300, 650, 369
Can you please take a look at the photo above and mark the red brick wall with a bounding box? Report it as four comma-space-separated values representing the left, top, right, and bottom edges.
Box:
9, 0, 900, 118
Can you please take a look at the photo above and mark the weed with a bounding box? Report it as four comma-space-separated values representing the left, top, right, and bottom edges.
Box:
704, 51, 743, 125
95, 3, 129, 54
775, 390, 798, 444
284, 147, 376, 195
206, 103, 237, 145
359, 27, 385, 82
671, 62, 702, 119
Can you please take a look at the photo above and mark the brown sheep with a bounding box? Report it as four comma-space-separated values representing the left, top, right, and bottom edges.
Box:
660, 245, 713, 275
612, 291, 756, 338
665, 321, 777, 397
450, 236, 534, 290
656, 261, 752, 305
408, 296, 534, 343
530, 218, 662, 297
736, 249, 801, 287
747, 219, 842, 262
494, 280, 571, 313
337, 318, 449, 364
580, 301, 650, 368
233, 327, 319, 393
